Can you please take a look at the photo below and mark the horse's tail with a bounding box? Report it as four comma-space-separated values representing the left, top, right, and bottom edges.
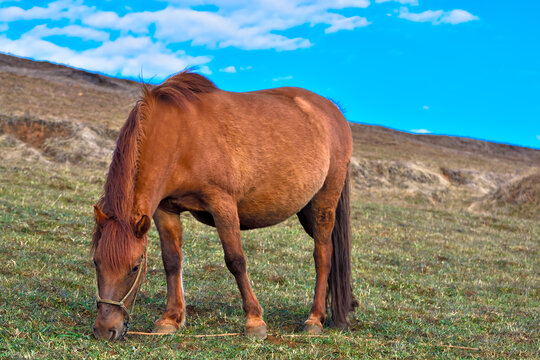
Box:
328, 168, 358, 329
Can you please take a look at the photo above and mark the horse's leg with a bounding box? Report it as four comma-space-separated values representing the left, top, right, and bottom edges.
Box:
210, 197, 267, 339
298, 186, 341, 335
153, 208, 186, 333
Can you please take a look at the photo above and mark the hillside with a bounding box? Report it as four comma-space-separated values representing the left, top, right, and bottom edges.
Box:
0, 53, 139, 128
1, 53, 539, 216
349, 123, 540, 214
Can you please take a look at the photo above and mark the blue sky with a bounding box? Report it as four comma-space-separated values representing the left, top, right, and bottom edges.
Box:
1, 0, 539, 149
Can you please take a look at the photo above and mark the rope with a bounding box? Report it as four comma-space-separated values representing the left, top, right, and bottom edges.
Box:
127, 331, 241, 337
123, 331, 481, 350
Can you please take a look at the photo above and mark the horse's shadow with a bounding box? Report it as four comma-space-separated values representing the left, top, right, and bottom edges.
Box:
133, 293, 310, 333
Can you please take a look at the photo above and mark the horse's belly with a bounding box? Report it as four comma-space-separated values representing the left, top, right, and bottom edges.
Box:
190, 210, 288, 230
237, 209, 295, 230
236, 170, 326, 229
191, 176, 324, 230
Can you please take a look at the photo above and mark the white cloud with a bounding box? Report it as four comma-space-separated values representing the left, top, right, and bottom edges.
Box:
273, 75, 293, 81
83, 11, 121, 28
536, 135, 540, 141
0, 0, 377, 79
411, 129, 431, 134
399, 7, 478, 25
27, 24, 110, 42
164, 0, 370, 10
0, 0, 479, 82
0, 0, 92, 22
422, 105, 430, 110
220, 65, 237, 73
327, 0, 370, 7
323, 14, 370, 33
439, 9, 479, 25
375, 0, 418, 5
80, 2, 371, 50
83, 10, 153, 35
0, 1, 372, 52
0, 33, 211, 79
399, 8, 443, 23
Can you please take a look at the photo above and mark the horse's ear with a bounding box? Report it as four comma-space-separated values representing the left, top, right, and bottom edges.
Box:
134, 215, 151, 238
94, 205, 109, 226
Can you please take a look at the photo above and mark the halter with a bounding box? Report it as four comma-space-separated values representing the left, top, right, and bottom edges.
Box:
95, 244, 147, 339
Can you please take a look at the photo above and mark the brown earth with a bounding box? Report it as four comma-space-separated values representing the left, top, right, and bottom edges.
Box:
0, 53, 139, 128
1, 53, 539, 217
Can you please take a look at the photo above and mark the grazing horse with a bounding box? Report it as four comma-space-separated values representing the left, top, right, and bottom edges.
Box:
91, 71, 357, 341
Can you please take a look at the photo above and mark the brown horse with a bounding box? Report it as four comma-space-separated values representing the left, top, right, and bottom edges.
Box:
91, 71, 357, 341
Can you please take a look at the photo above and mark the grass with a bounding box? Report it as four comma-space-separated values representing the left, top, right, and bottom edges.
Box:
0, 160, 538, 359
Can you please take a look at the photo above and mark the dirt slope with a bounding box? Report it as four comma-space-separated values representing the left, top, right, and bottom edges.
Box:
0, 53, 139, 128
350, 123, 540, 172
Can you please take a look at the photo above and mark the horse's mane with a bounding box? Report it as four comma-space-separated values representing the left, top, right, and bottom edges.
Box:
92, 70, 217, 270
143, 70, 217, 111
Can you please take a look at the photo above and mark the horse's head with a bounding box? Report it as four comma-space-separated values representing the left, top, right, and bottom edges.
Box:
91, 205, 151, 340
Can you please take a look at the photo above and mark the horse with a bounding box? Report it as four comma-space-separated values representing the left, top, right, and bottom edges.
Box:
91, 70, 357, 341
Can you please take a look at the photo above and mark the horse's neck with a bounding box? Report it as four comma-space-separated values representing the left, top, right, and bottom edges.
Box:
132, 105, 186, 219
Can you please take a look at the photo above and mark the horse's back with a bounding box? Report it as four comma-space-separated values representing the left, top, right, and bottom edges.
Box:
250, 87, 352, 162
204, 86, 351, 165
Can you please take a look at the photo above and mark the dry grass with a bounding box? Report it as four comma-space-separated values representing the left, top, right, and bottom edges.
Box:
471, 172, 540, 218
0, 115, 116, 166
0, 55, 139, 130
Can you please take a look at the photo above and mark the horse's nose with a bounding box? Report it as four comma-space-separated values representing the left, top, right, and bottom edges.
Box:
94, 305, 125, 340
93, 324, 107, 340
93, 320, 123, 341
93, 325, 121, 340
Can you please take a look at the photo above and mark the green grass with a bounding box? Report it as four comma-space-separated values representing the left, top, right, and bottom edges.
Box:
0, 161, 538, 359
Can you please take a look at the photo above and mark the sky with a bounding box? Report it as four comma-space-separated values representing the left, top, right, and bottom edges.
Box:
1, 0, 539, 149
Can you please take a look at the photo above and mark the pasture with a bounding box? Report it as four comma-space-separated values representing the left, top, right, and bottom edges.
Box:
0, 160, 537, 359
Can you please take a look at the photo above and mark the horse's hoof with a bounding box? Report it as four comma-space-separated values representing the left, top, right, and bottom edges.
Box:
303, 323, 323, 335
153, 323, 178, 334
245, 325, 267, 340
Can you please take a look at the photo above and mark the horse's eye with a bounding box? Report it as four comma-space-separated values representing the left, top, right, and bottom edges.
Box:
93, 260, 97, 267
132, 265, 139, 273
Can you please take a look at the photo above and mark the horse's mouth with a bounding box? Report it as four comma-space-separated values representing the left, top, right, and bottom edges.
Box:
109, 328, 120, 340
93, 325, 126, 341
